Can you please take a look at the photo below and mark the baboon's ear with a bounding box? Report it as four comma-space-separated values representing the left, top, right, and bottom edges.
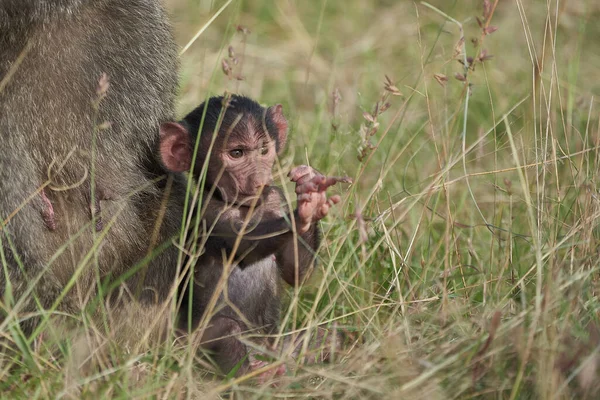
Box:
159, 122, 192, 172
268, 104, 288, 154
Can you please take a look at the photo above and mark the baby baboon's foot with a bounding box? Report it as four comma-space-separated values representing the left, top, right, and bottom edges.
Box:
250, 359, 287, 386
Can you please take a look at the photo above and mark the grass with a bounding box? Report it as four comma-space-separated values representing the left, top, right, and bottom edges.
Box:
3, 0, 600, 398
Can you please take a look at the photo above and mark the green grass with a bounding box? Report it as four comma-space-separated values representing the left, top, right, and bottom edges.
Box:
4, 0, 600, 398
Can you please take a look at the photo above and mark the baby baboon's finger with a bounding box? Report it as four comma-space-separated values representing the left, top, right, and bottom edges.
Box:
328, 195, 341, 205
288, 165, 315, 182
332, 176, 353, 184
320, 203, 330, 217
317, 176, 353, 191
295, 182, 319, 194
297, 193, 313, 203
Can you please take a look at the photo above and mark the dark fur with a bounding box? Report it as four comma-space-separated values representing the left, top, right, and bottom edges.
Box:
160, 95, 321, 375
182, 96, 286, 154
0, 1, 185, 339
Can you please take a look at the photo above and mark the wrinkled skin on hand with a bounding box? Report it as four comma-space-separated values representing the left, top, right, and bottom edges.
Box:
288, 165, 352, 234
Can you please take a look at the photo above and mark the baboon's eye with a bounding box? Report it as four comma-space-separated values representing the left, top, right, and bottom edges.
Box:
229, 149, 244, 158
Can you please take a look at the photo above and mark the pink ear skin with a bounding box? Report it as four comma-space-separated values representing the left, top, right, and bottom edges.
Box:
268, 104, 288, 153
159, 122, 192, 172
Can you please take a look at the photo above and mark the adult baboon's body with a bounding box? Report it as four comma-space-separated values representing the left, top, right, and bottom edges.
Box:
0, 0, 185, 339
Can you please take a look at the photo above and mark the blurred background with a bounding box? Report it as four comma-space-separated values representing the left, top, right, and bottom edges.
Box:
166, 0, 600, 206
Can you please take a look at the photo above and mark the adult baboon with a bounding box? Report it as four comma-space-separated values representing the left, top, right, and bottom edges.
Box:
0, 1, 185, 344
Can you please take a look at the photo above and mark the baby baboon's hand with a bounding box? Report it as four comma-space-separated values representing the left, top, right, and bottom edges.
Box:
288, 165, 351, 234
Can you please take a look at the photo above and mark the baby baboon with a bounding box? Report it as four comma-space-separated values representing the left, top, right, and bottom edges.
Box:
159, 95, 350, 377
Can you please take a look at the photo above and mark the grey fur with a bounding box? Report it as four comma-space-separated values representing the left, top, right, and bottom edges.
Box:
0, 1, 185, 336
